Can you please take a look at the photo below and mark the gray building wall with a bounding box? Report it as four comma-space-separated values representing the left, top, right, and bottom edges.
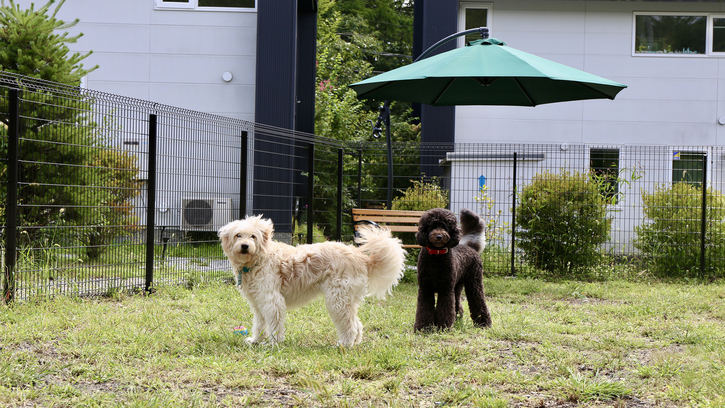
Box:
14, 0, 258, 122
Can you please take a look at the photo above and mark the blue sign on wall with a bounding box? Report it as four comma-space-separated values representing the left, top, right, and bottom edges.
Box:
479, 175, 487, 189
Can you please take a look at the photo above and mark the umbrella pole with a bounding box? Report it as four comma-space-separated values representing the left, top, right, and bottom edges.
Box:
415, 27, 489, 62
383, 101, 393, 208
372, 101, 394, 208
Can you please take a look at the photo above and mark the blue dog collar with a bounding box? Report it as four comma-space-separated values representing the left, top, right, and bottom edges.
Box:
236, 263, 256, 286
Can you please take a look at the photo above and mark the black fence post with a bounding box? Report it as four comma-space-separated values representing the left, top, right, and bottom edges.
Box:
511, 152, 518, 276
700, 155, 708, 276
3, 88, 20, 303
357, 148, 362, 209
145, 114, 158, 293
240, 130, 248, 219
307, 144, 314, 244
336, 148, 343, 241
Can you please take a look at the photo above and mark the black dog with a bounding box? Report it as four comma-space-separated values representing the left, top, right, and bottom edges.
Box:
414, 208, 492, 331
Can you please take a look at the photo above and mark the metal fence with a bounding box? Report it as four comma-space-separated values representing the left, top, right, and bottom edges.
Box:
2, 72, 724, 301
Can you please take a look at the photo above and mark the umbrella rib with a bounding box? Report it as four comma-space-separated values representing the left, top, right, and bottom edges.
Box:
512, 78, 536, 106
356, 82, 394, 98
577, 81, 616, 100
432, 78, 456, 105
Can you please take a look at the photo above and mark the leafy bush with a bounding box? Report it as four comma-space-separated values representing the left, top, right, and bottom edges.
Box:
516, 169, 612, 274
634, 182, 725, 278
81, 149, 140, 260
390, 177, 448, 211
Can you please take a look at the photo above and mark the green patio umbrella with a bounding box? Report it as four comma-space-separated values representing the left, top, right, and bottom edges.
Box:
349, 37, 627, 106
349, 28, 626, 209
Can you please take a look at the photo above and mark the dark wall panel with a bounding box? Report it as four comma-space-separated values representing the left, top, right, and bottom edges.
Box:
254, 0, 317, 233
414, 0, 457, 178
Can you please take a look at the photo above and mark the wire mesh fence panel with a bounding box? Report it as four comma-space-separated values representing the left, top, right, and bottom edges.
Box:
0, 73, 349, 300
1, 77, 148, 298
150, 110, 245, 288
3, 72, 725, 301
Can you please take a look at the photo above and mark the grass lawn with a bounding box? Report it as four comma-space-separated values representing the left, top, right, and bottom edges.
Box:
1, 277, 724, 407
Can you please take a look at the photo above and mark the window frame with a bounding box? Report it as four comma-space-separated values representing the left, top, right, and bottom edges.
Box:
154, 0, 256, 12
631, 11, 725, 57
709, 14, 725, 55
590, 148, 620, 204
672, 151, 706, 187
458, 2, 493, 48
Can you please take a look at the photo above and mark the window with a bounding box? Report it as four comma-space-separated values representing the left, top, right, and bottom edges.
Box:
634, 14, 706, 54
633, 12, 725, 56
458, 2, 492, 46
590, 149, 619, 202
155, 0, 255, 11
713, 16, 725, 52
673, 151, 705, 186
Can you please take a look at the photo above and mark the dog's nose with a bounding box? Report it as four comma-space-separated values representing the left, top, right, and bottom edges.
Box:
435, 235, 443, 241
240, 243, 249, 253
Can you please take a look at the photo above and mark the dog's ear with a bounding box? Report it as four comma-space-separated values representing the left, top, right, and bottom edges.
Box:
218, 221, 233, 240
218, 221, 236, 251
259, 217, 275, 242
443, 211, 461, 247
415, 228, 429, 247
447, 225, 461, 248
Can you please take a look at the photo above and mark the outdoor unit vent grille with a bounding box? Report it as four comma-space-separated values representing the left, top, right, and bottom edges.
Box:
181, 198, 233, 231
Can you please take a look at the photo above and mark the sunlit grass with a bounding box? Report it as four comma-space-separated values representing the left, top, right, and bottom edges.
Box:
1, 277, 724, 406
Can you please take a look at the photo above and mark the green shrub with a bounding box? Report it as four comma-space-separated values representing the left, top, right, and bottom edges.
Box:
634, 182, 725, 278
391, 177, 448, 211
516, 169, 612, 274
82, 149, 140, 261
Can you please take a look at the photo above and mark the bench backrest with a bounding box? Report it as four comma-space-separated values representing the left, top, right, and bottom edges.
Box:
352, 209, 424, 248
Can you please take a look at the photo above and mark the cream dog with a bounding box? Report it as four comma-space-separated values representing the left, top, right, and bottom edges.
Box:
219, 215, 406, 346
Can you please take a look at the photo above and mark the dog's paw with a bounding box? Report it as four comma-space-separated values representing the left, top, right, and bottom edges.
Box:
257, 338, 280, 347
264, 336, 284, 346
413, 325, 435, 333
245, 337, 260, 345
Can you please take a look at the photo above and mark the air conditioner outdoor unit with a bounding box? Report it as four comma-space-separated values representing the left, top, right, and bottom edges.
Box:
181, 198, 233, 231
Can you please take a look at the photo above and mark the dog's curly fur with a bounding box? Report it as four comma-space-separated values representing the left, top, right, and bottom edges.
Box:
414, 208, 492, 331
219, 215, 406, 346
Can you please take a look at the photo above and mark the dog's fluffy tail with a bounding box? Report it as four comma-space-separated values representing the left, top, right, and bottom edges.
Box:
459, 208, 486, 253
355, 225, 407, 299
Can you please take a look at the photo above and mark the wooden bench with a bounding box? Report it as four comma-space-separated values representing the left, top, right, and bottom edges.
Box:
352, 208, 425, 248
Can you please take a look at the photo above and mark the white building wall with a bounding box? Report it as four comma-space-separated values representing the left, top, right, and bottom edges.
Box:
455, 0, 725, 147
13, 0, 257, 122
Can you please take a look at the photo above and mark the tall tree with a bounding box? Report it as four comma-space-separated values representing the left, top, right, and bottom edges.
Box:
315, 0, 420, 217
0, 0, 97, 82
315, 0, 417, 142
0, 0, 139, 261
334, 0, 414, 74
315, 0, 378, 142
